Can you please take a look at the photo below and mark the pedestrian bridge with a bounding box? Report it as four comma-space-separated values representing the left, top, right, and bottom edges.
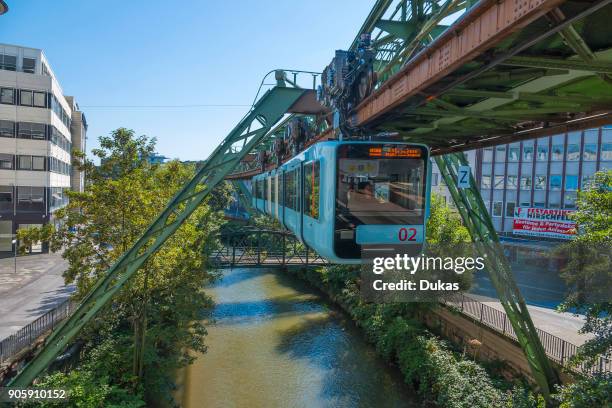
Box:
210, 228, 328, 268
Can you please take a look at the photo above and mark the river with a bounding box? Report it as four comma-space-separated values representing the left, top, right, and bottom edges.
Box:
177, 267, 420, 407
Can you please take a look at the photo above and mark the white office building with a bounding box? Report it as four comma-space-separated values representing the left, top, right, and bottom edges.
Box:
0, 43, 86, 255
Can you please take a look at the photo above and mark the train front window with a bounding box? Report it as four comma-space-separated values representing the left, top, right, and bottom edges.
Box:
335, 144, 427, 258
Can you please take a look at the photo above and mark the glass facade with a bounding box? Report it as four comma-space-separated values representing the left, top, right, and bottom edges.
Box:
472, 127, 612, 236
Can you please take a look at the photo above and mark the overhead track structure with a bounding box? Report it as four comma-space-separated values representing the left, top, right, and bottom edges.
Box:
355, 0, 612, 154
9, 0, 612, 401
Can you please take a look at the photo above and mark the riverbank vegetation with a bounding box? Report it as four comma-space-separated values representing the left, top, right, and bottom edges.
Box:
19, 129, 226, 406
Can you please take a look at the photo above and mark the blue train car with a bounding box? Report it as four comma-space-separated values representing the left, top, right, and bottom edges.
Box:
252, 141, 430, 263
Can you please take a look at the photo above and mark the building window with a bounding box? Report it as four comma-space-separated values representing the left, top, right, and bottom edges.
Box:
49, 187, 68, 211
33, 91, 46, 108
0, 88, 15, 104
602, 143, 612, 161
506, 201, 515, 217
0, 54, 17, 71
0, 120, 14, 138
583, 144, 597, 161
0, 186, 12, 212
32, 156, 46, 171
508, 146, 519, 161
481, 175, 491, 189
22, 57, 36, 74
566, 144, 580, 161
495, 146, 506, 162
564, 195, 576, 209
0, 154, 13, 169
17, 122, 46, 140
520, 176, 532, 190
18, 123, 31, 139
31, 123, 45, 140
494, 175, 504, 189
18, 155, 32, 170
42, 63, 50, 77
20, 90, 33, 106
506, 175, 517, 189
537, 145, 549, 161
550, 174, 562, 191
492, 201, 503, 217
431, 173, 438, 186
534, 202, 545, 208
552, 144, 564, 160
565, 175, 578, 191
534, 175, 547, 190
523, 145, 534, 161
520, 201, 531, 207
50, 95, 72, 129
0, 220, 12, 251
483, 148, 493, 162
50, 126, 71, 152
18, 186, 44, 204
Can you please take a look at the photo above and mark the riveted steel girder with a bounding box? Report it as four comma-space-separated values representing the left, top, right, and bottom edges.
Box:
435, 153, 560, 400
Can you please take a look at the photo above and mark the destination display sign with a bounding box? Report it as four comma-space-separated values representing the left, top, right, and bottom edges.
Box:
512, 207, 577, 240
368, 146, 422, 158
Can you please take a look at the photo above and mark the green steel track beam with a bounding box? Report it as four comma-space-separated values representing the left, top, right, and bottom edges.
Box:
434, 153, 560, 400
445, 89, 610, 105
8, 83, 307, 387
501, 56, 612, 74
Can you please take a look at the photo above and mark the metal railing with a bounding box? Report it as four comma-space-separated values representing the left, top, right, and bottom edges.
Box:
210, 228, 328, 268
0, 298, 76, 364
442, 293, 611, 375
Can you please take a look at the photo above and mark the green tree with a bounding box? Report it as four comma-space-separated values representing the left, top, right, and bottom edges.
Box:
557, 170, 611, 368
426, 193, 471, 245
19, 128, 221, 404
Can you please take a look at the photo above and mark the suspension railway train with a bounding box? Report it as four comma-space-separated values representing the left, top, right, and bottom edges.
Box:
252, 141, 431, 263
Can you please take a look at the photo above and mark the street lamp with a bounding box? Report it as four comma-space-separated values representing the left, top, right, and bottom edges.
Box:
11, 238, 16, 274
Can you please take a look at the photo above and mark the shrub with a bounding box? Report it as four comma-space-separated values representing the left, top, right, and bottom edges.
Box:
553, 373, 612, 408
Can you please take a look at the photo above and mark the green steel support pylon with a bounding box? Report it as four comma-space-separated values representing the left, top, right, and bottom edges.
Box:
8, 82, 307, 387
434, 153, 560, 401
233, 180, 253, 212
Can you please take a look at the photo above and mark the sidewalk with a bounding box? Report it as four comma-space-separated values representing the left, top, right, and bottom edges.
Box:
468, 293, 593, 346
0, 252, 73, 340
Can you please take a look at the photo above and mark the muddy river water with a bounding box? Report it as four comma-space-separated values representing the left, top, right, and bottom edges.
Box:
177, 267, 420, 407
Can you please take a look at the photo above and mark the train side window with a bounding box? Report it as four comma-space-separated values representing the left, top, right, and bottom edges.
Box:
255, 179, 261, 199
285, 169, 298, 210
303, 161, 320, 219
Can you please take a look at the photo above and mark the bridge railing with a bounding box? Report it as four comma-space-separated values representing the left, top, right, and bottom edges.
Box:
443, 293, 611, 375
0, 298, 76, 365
210, 228, 327, 267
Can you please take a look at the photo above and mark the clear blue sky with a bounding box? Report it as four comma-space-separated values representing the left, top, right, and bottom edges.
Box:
0, 0, 373, 161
